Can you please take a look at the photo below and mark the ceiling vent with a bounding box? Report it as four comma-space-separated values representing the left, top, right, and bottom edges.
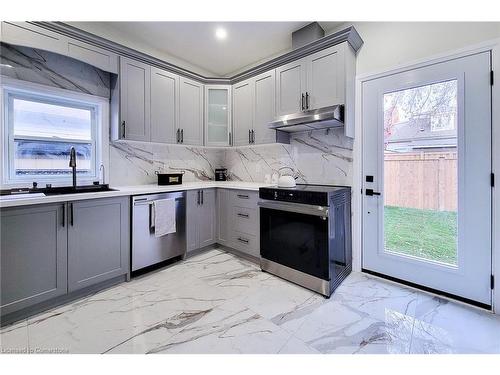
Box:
292, 22, 325, 49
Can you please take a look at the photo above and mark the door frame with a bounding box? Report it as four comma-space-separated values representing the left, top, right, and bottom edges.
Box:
353, 37, 500, 313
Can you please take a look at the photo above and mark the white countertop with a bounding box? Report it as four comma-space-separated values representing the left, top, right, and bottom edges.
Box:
0, 181, 273, 209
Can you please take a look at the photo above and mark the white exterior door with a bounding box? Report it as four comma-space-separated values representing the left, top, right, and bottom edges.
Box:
362, 52, 492, 306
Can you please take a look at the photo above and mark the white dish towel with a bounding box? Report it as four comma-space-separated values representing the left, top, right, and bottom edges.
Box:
153, 198, 176, 237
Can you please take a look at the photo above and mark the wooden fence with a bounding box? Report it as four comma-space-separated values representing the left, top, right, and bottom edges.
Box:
384, 151, 457, 212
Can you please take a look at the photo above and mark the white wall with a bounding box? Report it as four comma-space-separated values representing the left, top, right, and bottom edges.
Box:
338, 22, 500, 75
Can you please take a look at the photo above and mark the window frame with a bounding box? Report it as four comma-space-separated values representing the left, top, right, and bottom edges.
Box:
1, 78, 109, 187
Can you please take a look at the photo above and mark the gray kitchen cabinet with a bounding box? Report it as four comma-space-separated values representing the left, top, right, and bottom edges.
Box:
67, 197, 130, 292
1, 204, 67, 316
216, 189, 232, 246
186, 189, 216, 252
179, 77, 204, 146
232, 70, 282, 146
275, 59, 307, 116
151, 67, 179, 144
275, 43, 350, 114
205, 85, 232, 146
305, 44, 345, 110
67, 39, 119, 74
120, 56, 151, 141
232, 80, 253, 146
253, 70, 277, 144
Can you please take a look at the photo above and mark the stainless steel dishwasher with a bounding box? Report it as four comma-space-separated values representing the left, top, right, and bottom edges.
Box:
132, 191, 186, 272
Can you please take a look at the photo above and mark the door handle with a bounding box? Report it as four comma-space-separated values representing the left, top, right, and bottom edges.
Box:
305, 92, 309, 110
365, 189, 381, 196
122, 121, 126, 138
70, 203, 74, 226
301, 93, 305, 111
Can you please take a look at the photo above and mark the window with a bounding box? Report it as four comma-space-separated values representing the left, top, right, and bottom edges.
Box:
2, 83, 106, 185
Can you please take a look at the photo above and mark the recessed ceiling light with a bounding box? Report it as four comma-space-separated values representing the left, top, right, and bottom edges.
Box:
215, 27, 227, 40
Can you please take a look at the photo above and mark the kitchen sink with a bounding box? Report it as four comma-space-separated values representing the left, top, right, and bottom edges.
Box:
0, 184, 117, 197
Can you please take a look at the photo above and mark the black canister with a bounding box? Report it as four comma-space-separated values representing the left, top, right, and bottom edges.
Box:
215, 168, 227, 181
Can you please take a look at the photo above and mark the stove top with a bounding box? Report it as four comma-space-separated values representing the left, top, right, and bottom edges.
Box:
259, 184, 350, 206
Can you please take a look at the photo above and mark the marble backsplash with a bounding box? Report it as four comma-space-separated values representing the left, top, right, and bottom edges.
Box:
110, 141, 224, 186
222, 128, 353, 186
110, 128, 353, 187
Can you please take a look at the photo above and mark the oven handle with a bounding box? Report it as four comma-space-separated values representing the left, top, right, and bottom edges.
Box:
258, 201, 328, 217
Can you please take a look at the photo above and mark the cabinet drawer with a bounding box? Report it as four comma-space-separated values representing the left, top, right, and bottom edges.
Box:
231, 190, 259, 209
232, 206, 258, 236
231, 231, 259, 258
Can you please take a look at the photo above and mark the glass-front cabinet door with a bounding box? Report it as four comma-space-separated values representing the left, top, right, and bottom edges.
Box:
205, 85, 232, 146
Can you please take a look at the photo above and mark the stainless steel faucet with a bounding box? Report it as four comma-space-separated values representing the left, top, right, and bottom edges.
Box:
69, 147, 77, 189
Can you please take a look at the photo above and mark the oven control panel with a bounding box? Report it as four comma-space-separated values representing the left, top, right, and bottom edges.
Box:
259, 188, 328, 206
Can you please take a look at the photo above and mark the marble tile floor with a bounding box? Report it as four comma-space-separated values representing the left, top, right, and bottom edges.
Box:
1, 248, 500, 354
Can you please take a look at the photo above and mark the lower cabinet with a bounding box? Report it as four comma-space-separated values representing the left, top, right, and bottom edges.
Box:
187, 188, 216, 252
1, 203, 67, 316
217, 189, 260, 259
67, 197, 130, 292
0, 197, 130, 319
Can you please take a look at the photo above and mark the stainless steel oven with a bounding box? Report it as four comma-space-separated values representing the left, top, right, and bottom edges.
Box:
258, 185, 351, 297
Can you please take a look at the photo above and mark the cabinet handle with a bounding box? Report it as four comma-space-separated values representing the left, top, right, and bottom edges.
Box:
301, 93, 305, 111
252, 130, 255, 144
122, 121, 126, 138
229, 131, 232, 145
248, 129, 251, 144
201, 190, 204, 205
237, 213, 249, 218
176, 129, 180, 143
237, 237, 249, 244
197, 190, 200, 205
306, 92, 309, 110
237, 194, 249, 199
62, 205, 65, 227
181, 129, 184, 143
70, 203, 74, 226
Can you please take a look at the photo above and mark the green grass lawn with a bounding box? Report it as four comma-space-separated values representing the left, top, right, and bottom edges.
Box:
384, 206, 457, 265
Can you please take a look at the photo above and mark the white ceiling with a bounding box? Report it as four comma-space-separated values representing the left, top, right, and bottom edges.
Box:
70, 22, 345, 77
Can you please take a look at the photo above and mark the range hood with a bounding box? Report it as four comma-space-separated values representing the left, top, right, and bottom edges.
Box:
269, 105, 344, 133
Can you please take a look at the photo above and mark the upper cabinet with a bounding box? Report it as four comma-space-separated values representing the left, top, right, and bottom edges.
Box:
305, 44, 345, 110
276, 43, 348, 112
151, 67, 179, 144
275, 42, 356, 137
253, 70, 278, 144
205, 85, 231, 147
232, 70, 289, 146
276, 60, 307, 116
232, 80, 254, 146
1, 22, 119, 74
179, 77, 204, 146
119, 57, 151, 142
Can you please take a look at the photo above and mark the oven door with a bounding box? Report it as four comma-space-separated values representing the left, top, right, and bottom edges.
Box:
259, 201, 330, 280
